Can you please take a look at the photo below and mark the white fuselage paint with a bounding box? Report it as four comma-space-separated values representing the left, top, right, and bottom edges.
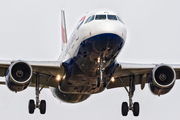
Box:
51, 9, 127, 102
61, 9, 127, 62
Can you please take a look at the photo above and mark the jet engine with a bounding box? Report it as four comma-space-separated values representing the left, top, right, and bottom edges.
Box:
149, 64, 176, 96
50, 87, 91, 103
5, 60, 33, 92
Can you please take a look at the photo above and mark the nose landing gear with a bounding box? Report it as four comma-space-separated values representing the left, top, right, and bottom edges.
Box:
96, 77, 106, 88
96, 55, 107, 88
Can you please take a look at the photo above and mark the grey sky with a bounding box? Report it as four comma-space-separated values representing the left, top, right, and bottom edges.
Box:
0, 0, 180, 120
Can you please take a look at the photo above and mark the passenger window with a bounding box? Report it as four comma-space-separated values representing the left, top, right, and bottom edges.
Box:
88, 15, 95, 22
85, 16, 91, 24
117, 16, 124, 24
95, 15, 106, 20
107, 15, 117, 20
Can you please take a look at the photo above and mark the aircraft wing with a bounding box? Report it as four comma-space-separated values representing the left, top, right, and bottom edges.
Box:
0, 60, 65, 88
107, 63, 180, 90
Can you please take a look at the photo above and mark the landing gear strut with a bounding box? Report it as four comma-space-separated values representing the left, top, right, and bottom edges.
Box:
28, 73, 52, 114
96, 54, 106, 87
119, 76, 140, 116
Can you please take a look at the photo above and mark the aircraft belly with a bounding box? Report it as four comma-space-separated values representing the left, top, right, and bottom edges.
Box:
75, 33, 124, 75
60, 33, 124, 94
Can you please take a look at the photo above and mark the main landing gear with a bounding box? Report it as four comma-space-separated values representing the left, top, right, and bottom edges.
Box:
96, 55, 107, 88
119, 76, 140, 116
28, 73, 52, 114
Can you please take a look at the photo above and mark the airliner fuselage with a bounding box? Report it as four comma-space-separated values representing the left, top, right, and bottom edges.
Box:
54, 9, 127, 97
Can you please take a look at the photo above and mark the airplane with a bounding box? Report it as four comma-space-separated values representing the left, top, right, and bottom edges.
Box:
0, 8, 179, 117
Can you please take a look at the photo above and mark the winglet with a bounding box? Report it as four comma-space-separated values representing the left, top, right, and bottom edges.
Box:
61, 9, 67, 51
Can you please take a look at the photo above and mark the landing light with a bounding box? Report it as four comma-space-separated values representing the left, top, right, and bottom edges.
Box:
63, 75, 66, 79
97, 57, 100, 63
56, 75, 61, 81
111, 77, 115, 82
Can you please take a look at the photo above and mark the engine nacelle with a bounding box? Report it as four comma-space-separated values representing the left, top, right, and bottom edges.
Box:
5, 60, 33, 92
50, 87, 90, 103
149, 64, 176, 96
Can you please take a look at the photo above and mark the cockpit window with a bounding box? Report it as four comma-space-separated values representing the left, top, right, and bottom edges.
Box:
117, 16, 124, 24
107, 15, 117, 20
88, 15, 95, 22
84, 15, 95, 24
85, 14, 124, 24
85, 16, 91, 24
95, 15, 106, 20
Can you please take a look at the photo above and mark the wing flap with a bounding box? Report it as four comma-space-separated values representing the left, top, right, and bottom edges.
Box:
108, 73, 150, 89
0, 68, 7, 76
30, 75, 58, 88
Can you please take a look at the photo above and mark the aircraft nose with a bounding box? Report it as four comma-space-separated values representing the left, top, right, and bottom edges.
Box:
96, 21, 123, 37
93, 33, 124, 53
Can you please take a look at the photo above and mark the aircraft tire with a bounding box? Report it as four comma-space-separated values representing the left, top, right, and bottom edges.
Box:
122, 102, 128, 116
40, 100, 46, 114
103, 78, 107, 87
28, 99, 35, 114
133, 102, 139, 116
96, 77, 100, 87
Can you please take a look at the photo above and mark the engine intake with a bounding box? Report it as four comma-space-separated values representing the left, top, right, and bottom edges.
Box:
153, 65, 175, 87
6, 60, 33, 92
149, 64, 176, 95
11, 62, 32, 83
